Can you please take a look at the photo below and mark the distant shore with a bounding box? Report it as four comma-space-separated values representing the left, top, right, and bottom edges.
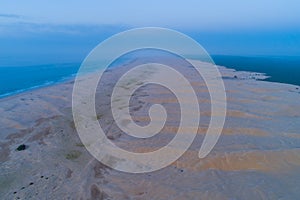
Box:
212, 55, 300, 86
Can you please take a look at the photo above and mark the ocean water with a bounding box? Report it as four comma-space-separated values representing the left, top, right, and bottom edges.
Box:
0, 63, 80, 98
0, 55, 299, 98
0, 56, 131, 98
212, 55, 300, 86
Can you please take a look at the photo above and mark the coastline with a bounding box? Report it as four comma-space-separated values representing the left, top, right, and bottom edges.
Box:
212, 55, 300, 87
2, 54, 300, 100
1, 60, 300, 199
0, 73, 77, 100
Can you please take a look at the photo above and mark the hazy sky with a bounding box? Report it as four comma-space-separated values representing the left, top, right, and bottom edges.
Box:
0, 0, 299, 65
1, 0, 299, 29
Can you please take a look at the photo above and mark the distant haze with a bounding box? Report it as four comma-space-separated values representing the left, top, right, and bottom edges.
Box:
0, 1, 300, 65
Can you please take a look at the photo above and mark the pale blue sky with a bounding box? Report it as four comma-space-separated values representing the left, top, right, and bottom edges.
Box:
0, 1, 299, 65
1, 0, 299, 29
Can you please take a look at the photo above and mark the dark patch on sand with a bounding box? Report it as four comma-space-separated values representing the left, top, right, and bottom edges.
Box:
66, 168, 73, 179
90, 184, 108, 200
65, 150, 81, 160
0, 142, 11, 162
93, 161, 107, 179
16, 144, 27, 151
6, 128, 33, 140
27, 127, 52, 145
34, 115, 62, 127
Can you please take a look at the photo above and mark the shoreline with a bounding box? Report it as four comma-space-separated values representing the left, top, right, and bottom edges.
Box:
212, 55, 300, 87
1, 55, 300, 100
0, 74, 76, 100
0, 68, 293, 102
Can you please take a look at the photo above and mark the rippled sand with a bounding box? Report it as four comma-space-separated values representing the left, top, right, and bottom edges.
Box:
0, 59, 300, 199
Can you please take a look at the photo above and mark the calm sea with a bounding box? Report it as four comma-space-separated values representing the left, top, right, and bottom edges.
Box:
212, 55, 300, 87
0, 63, 80, 98
0, 55, 299, 98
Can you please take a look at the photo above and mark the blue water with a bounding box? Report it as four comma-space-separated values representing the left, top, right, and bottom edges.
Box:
0, 57, 131, 98
0, 63, 80, 98
212, 55, 300, 86
0, 55, 299, 98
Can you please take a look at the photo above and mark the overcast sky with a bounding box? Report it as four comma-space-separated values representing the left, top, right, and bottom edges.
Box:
0, 0, 299, 65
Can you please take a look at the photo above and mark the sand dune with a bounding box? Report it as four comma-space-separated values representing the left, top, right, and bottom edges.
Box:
1, 60, 300, 199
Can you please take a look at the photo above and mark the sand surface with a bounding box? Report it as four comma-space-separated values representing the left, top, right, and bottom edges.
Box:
1, 59, 300, 200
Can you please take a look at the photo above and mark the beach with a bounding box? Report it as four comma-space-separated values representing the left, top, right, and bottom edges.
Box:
1, 60, 300, 200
